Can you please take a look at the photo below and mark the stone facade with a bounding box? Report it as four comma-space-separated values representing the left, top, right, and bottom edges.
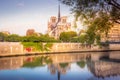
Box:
26, 29, 35, 36
47, 5, 71, 39
48, 16, 71, 39
101, 24, 120, 42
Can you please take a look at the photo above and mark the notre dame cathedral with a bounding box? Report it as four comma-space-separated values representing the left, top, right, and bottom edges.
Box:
47, 5, 71, 39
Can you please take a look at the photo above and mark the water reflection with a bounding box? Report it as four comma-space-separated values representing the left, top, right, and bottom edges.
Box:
77, 60, 86, 68
23, 56, 52, 68
0, 57, 23, 70
0, 52, 120, 80
87, 60, 120, 79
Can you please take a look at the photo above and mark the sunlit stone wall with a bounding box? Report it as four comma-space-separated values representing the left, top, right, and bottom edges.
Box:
101, 24, 120, 42
51, 43, 91, 52
109, 44, 120, 50
0, 42, 120, 56
51, 43, 120, 52
0, 42, 23, 56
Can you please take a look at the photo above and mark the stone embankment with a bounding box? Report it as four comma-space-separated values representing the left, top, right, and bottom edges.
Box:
0, 42, 23, 56
0, 42, 120, 57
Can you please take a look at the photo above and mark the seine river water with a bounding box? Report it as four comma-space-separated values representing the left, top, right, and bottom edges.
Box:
0, 51, 120, 80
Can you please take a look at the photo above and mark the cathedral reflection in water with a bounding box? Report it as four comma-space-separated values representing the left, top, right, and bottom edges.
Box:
0, 52, 120, 80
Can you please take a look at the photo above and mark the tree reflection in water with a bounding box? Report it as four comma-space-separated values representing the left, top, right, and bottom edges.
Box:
0, 52, 119, 80
48, 62, 69, 80
22, 55, 70, 80
77, 60, 86, 68
22, 56, 52, 68
58, 63, 69, 80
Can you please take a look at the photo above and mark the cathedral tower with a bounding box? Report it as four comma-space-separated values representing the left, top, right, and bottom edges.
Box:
48, 4, 71, 39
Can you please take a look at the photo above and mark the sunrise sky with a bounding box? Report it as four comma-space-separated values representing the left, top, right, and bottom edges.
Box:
0, 0, 73, 35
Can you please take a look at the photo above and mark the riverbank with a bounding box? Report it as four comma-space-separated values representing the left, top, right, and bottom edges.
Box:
0, 49, 120, 57
0, 42, 120, 57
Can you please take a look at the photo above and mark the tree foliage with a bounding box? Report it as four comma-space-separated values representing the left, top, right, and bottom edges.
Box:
59, 0, 120, 24
5, 34, 21, 42
22, 42, 53, 52
0, 33, 59, 42
59, 0, 118, 44
0, 32, 7, 42
59, 31, 77, 42
78, 34, 87, 43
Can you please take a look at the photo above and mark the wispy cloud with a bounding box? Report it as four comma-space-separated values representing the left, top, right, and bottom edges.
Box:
17, 2, 25, 7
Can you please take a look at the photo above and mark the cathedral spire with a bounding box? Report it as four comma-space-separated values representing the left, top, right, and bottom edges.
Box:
58, 4, 61, 22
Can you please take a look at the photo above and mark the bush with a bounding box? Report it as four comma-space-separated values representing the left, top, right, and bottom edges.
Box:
59, 31, 77, 42
22, 42, 53, 52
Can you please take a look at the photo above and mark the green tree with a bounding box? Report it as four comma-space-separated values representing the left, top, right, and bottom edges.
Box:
21, 34, 59, 42
59, 0, 120, 24
5, 34, 21, 42
60, 0, 116, 44
59, 31, 77, 42
21, 36, 29, 42
85, 12, 112, 43
86, 29, 96, 45
39, 34, 59, 42
26, 36, 39, 42
0, 32, 7, 42
78, 34, 87, 43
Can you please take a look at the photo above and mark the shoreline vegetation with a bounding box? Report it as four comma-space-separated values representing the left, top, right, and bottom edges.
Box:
22, 42, 53, 52
0, 41, 120, 57
0, 31, 120, 57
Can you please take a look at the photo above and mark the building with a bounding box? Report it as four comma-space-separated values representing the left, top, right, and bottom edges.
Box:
26, 29, 41, 36
48, 5, 71, 39
101, 24, 120, 42
108, 24, 120, 42
26, 29, 35, 36
1, 31, 10, 35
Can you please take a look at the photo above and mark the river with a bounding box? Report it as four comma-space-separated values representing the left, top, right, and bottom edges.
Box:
0, 51, 120, 80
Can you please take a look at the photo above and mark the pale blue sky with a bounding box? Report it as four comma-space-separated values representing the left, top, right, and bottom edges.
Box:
0, 0, 71, 35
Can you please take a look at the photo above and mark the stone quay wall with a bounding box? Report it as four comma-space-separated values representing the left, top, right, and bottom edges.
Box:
51, 43, 120, 52
0, 42, 23, 56
0, 42, 120, 56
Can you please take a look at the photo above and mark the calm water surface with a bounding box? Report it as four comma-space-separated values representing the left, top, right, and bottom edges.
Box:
0, 51, 120, 80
